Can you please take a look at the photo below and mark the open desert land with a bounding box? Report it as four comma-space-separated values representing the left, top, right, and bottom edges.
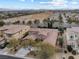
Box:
17, 12, 53, 21
3, 12, 53, 24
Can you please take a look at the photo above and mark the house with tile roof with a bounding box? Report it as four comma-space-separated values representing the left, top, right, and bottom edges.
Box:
24, 28, 59, 47
0, 25, 30, 40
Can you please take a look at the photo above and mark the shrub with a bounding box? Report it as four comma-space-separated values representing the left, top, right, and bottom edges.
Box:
67, 45, 73, 52
37, 43, 55, 59
68, 56, 74, 59
72, 50, 76, 55
0, 21, 5, 26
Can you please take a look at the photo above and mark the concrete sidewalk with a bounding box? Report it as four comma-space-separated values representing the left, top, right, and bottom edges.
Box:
15, 48, 30, 57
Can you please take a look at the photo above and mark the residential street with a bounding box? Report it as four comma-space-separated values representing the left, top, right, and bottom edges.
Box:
0, 47, 35, 59
0, 55, 24, 59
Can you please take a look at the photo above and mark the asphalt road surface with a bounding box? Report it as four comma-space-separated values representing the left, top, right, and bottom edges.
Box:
0, 55, 24, 59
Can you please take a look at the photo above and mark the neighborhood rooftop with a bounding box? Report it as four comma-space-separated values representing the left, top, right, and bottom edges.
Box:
26, 28, 59, 46
67, 27, 79, 33
0, 25, 30, 34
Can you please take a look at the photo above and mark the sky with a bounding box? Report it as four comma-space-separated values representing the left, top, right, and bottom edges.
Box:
0, 0, 79, 10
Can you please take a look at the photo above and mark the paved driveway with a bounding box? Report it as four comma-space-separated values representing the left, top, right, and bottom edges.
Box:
15, 48, 30, 57
0, 48, 8, 55
0, 55, 24, 59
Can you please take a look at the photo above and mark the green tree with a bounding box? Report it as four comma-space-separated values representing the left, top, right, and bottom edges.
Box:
34, 19, 40, 25
13, 21, 20, 24
43, 19, 49, 23
0, 15, 3, 19
21, 40, 29, 48
0, 21, 5, 27
43, 18, 53, 28
68, 56, 74, 59
21, 39, 37, 48
23, 21, 25, 24
48, 19, 54, 28
7, 38, 20, 51
58, 37, 64, 48
7, 13, 13, 18
47, 18, 52, 28
37, 43, 55, 59
27, 21, 32, 25
67, 17, 73, 24
59, 14, 63, 23
43, 19, 49, 27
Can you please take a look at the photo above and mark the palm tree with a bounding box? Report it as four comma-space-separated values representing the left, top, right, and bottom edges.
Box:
43, 18, 54, 28
58, 37, 64, 48
59, 14, 63, 23
51, 20, 55, 28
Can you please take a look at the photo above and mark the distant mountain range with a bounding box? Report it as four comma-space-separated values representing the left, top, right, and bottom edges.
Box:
0, 8, 14, 11
0, 8, 79, 12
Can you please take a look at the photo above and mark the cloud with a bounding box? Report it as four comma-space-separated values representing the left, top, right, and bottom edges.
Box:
19, 0, 25, 2
71, 1, 78, 4
19, 0, 34, 2
40, 0, 79, 8
17, 0, 79, 9
40, 0, 67, 6
31, 0, 34, 2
